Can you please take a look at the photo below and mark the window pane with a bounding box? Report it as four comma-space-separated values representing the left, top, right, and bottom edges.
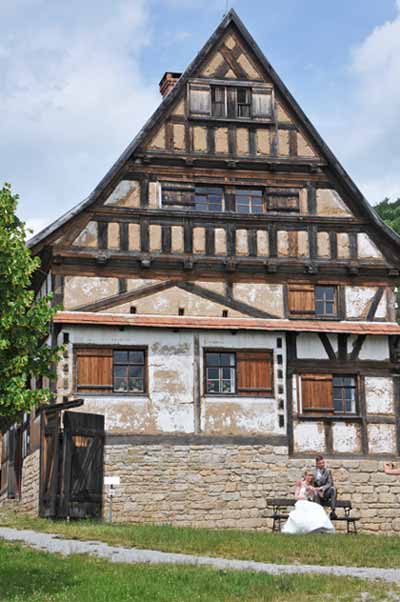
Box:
128, 366, 142, 378
207, 368, 219, 380
326, 302, 335, 314
222, 367, 232, 379
114, 366, 127, 379
114, 351, 128, 363
206, 353, 220, 367
221, 353, 235, 366
129, 351, 145, 364
114, 378, 128, 392
128, 377, 144, 392
315, 300, 324, 315
253, 199, 263, 213
207, 380, 219, 394
333, 397, 343, 412
222, 380, 234, 393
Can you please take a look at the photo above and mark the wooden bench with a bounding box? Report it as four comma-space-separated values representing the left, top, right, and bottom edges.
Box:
266, 498, 360, 534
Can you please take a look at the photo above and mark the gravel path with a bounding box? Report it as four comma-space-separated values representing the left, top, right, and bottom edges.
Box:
1, 527, 399, 584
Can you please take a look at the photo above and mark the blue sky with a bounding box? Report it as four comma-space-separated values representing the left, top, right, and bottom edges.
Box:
1, 0, 400, 234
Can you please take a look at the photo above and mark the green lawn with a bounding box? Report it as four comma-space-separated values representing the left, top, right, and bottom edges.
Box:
2, 514, 400, 569
0, 541, 396, 602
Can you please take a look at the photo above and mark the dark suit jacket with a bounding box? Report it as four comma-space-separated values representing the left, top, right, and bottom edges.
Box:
314, 468, 334, 494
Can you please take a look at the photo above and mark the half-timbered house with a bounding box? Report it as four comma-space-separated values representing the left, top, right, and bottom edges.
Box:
2, 10, 400, 532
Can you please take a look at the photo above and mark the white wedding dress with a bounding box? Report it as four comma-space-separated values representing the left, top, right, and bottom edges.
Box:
282, 484, 335, 534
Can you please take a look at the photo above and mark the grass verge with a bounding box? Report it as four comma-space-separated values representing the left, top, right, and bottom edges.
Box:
0, 540, 397, 602
1, 514, 400, 569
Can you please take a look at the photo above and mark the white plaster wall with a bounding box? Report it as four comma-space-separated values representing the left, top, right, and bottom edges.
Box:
296, 333, 331, 359
365, 376, 394, 414
375, 294, 388, 320
345, 287, 376, 319
332, 422, 361, 454
293, 422, 325, 453
368, 424, 397, 454
358, 336, 390, 361
233, 283, 284, 317
357, 233, 384, 260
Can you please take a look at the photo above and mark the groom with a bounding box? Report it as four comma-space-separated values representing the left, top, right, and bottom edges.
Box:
313, 455, 337, 519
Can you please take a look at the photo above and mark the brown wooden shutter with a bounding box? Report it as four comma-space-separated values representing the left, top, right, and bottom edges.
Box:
301, 374, 333, 411
288, 284, 315, 315
252, 88, 272, 118
237, 351, 273, 397
76, 348, 113, 393
189, 83, 211, 116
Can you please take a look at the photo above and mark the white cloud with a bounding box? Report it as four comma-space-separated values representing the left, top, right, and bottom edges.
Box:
0, 1, 160, 230
334, 1, 400, 202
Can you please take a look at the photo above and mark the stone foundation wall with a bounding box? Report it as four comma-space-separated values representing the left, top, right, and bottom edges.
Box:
104, 444, 400, 534
0, 450, 40, 517
19, 450, 40, 516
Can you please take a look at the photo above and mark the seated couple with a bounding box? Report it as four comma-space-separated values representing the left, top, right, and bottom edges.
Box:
283, 455, 336, 534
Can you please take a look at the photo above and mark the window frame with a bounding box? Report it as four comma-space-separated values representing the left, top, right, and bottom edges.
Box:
287, 284, 340, 320
188, 79, 274, 124
74, 345, 148, 396
234, 188, 265, 215
299, 372, 359, 417
194, 186, 225, 213
112, 349, 147, 395
315, 285, 338, 318
204, 348, 274, 398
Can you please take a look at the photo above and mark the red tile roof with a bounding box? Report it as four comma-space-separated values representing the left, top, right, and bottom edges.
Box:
54, 311, 400, 335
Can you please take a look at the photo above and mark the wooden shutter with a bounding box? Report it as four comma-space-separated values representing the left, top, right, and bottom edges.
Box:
288, 284, 315, 315
252, 88, 272, 118
189, 83, 211, 116
227, 87, 237, 118
76, 348, 113, 393
301, 374, 333, 411
237, 351, 273, 397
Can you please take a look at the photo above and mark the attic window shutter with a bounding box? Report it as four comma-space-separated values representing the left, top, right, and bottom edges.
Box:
189, 83, 211, 116
301, 374, 333, 411
252, 88, 272, 118
76, 348, 113, 393
237, 351, 273, 397
288, 284, 315, 315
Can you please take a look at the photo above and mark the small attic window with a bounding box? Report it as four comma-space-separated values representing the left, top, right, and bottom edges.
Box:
188, 81, 273, 121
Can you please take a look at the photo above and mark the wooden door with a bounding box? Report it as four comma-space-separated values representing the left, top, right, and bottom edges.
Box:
39, 412, 61, 517
59, 411, 104, 519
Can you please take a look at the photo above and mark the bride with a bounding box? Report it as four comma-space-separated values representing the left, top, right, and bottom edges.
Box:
282, 470, 335, 534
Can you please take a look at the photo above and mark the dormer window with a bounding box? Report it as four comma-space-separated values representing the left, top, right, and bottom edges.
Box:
189, 81, 273, 122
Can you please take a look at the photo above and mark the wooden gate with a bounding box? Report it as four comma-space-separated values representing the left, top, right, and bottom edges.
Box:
39, 410, 104, 519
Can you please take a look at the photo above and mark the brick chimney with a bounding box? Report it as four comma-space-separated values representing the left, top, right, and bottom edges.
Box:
159, 72, 182, 97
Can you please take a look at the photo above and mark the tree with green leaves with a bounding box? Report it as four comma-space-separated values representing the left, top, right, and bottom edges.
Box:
0, 183, 60, 419
375, 197, 400, 235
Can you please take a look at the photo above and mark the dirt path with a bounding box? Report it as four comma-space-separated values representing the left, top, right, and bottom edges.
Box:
1, 527, 399, 584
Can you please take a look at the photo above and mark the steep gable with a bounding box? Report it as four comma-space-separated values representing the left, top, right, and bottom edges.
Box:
28, 9, 400, 270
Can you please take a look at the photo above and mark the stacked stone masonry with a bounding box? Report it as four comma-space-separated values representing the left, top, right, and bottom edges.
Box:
104, 444, 400, 534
